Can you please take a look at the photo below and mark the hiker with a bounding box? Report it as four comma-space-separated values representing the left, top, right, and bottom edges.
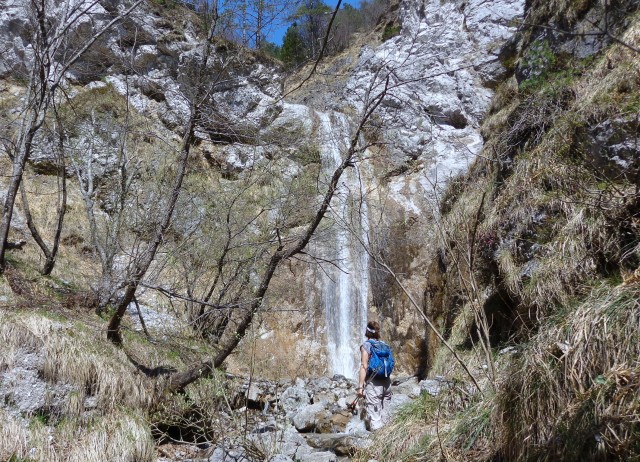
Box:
356, 320, 393, 431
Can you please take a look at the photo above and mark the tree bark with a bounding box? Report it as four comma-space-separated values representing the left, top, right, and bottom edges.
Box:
0, 111, 45, 270
19, 153, 67, 276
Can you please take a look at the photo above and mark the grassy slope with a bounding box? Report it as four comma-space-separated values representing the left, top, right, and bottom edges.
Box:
356, 2, 640, 461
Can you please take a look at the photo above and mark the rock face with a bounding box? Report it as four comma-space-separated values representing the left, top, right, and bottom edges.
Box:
418, 0, 640, 366
329, 0, 524, 372
0, 0, 286, 174
344, 0, 523, 198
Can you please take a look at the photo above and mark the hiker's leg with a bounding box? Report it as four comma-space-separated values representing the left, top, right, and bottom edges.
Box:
364, 378, 392, 430
379, 378, 392, 427
364, 382, 384, 430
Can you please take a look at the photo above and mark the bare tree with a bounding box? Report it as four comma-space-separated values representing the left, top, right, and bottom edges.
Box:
104, 4, 233, 344
69, 96, 140, 308
0, 0, 143, 271
18, 111, 67, 275
165, 73, 390, 392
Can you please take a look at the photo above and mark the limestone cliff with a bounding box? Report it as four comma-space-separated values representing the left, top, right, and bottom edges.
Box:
358, 0, 640, 460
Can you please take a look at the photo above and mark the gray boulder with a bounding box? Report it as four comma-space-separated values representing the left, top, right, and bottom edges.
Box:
203, 447, 246, 462
302, 452, 338, 462
381, 393, 412, 425
280, 385, 311, 416
304, 432, 371, 456
0, 191, 26, 233
420, 378, 444, 396
269, 456, 294, 462
293, 402, 329, 432
392, 376, 421, 398
277, 428, 317, 460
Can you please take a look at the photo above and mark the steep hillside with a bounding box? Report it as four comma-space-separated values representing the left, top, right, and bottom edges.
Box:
1, 0, 639, 460
358, 0, 640, 460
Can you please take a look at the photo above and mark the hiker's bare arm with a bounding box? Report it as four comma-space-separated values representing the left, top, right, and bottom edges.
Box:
358, 347, 368, 396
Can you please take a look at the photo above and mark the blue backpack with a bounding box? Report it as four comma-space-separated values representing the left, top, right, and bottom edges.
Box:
367, 340, 395, 379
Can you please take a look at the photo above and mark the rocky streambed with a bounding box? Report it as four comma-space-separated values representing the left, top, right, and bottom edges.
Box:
159, 374, 445, 462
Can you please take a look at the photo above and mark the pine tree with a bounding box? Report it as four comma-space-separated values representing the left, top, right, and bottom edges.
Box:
290, 0, 331, 58
280, 22, 306, 68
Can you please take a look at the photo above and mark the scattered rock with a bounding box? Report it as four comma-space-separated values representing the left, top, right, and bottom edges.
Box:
0, 348, 76, 420
499, 346, 517, 355
203, 446, 247, 462
293, 402, 327, 432
419, 378, 443, 396
280, 382, 311, 415
304, 432, 371, 456
270, 455, 295, 462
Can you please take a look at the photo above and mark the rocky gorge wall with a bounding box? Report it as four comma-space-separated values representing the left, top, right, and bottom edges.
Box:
363, 0, 640, 459
422, 0, 640, 369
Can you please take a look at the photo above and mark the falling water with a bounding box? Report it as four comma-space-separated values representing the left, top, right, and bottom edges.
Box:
316, 110, 370, 380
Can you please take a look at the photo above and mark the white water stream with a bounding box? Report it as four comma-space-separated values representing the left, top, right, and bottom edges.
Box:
316, 110, 370, 380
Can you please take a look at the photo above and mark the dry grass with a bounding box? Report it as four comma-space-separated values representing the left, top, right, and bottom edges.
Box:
0, 407, 154, 462
66, 412, 154, 462
354, 382, 498, 462
0, 311, 153, 411
0, 307, 225, 460
355, 283, 640, 462
0, 409, 30, 460
527, 0, 592, 27
14, 175, 102, 290
486, 152, 619, 311
436, 17, 640, 326
499, 283, 640, 461
353, 392, 439, 462
0, 310, 158, 461
575, 11, 640, 118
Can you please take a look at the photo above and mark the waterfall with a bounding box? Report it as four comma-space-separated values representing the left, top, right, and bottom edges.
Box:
316, 110, 370, 380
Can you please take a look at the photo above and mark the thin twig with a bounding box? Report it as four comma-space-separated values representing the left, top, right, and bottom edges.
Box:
133, 296, 151, 339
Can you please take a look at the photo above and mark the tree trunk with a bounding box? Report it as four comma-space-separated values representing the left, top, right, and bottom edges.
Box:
255, 0, 263, 48
107, 114, 197, 344
0, 113, 43, 270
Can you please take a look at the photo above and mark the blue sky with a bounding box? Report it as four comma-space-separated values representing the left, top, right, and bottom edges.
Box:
266, 0, 359, 45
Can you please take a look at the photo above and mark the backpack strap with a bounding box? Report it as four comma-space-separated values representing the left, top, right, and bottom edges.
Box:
366, 339, 383, 379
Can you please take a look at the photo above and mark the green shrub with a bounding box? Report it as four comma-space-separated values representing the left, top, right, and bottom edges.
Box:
382, 24, 401, 41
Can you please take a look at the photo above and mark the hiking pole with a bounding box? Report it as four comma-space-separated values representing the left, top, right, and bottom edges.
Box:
347, 364, 383, 414
347, 397, 359, 414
